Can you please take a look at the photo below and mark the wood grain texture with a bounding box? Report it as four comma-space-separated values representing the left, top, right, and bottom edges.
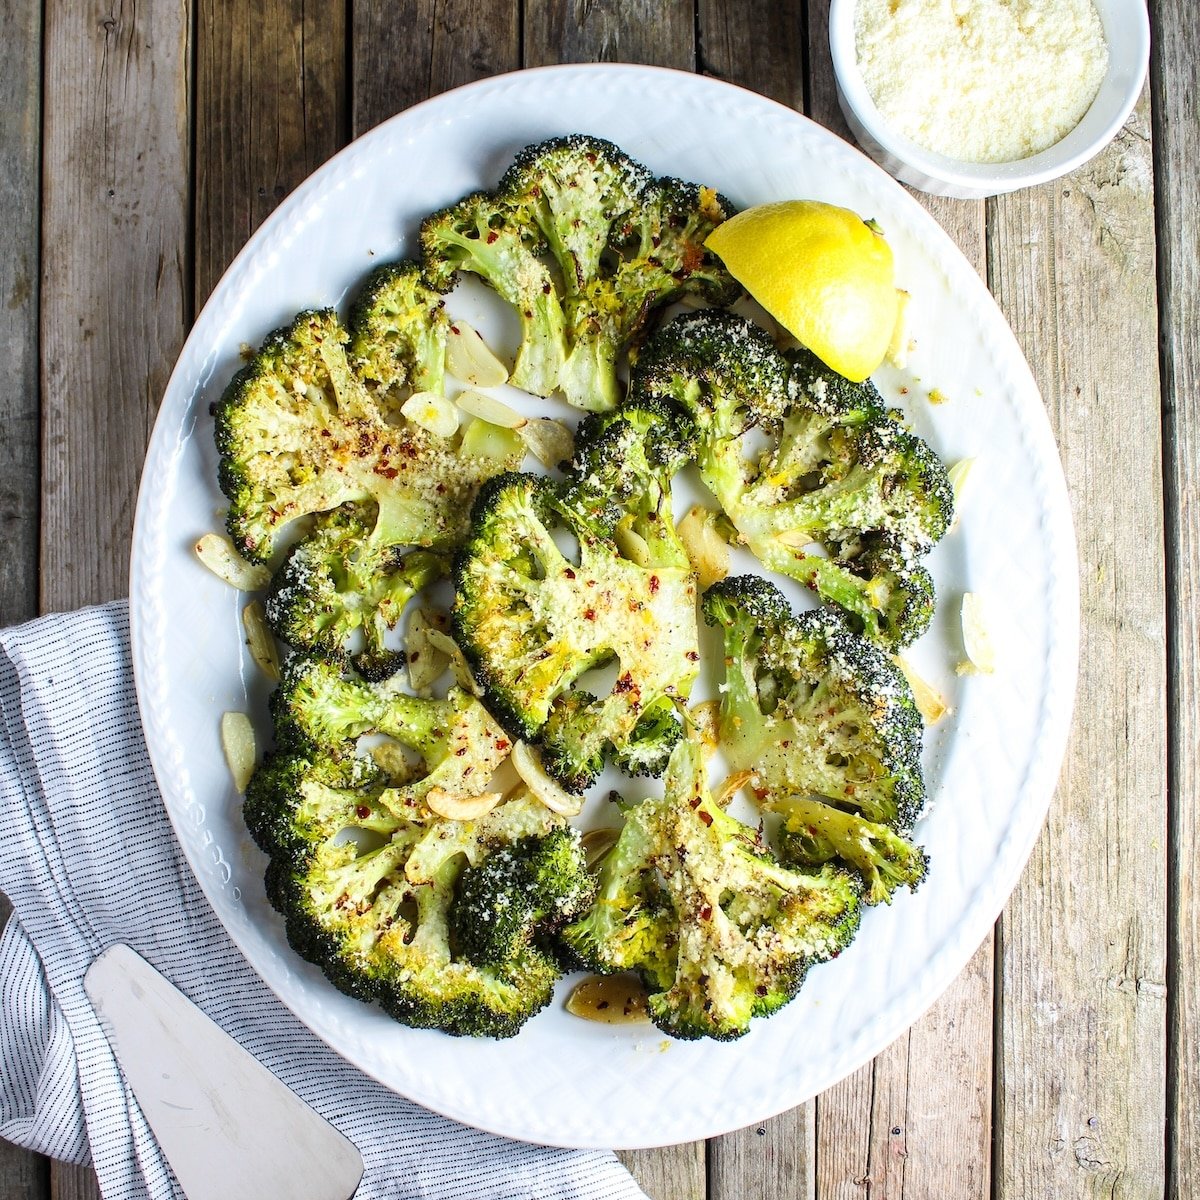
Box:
990, 91, 1167, 1198
39, 0, 191, 615
195, 0, 347, 307
0, 0, 41, 631
1149, 2, 1199, 1195
697, 0, 804, 113
523, 0, 694, 69
0, 0, 45, 1185
816, 938, 993, 1200
42, 0, 189, 1193
352, 0, 520, 137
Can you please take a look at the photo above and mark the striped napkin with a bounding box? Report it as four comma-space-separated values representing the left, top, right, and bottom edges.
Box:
0, 602, 647, 1200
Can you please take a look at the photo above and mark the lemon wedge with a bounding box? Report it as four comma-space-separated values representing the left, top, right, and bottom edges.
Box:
705, 200, 901, 383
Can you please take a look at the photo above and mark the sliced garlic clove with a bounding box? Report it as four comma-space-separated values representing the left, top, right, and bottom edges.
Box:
406, 608, 449, 692
425, 627, 483, 696
519, 418, 575, 469
959, 592, 996, 675
511, 741, 584, 816
613, 521, 651, 567
195, 533, 271, 592
241, 600, 281, 681
678, 505, 731, 589
894, 654, 950, 725
221, 711, 257, 793
446, 320, 509, 387
401, 390, 459, 438
455, 389, 526, 429
565, 975, 649, 1024
425, 786, 502, 821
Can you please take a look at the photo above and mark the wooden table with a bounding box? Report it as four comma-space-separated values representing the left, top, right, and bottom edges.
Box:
1, 2, 1192, 1198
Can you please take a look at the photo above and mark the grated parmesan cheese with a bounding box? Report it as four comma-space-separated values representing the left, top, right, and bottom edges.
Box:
855, 0, 1109, 163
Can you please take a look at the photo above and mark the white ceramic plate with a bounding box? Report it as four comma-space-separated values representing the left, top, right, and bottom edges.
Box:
130, 64, 1078, 1150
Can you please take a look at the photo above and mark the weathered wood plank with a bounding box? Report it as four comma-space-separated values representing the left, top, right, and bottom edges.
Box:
40, 0, 191, 616
352, 1, 521, 137
815, 939, 993, 1199
989, 91, 1167, 1198
697, 0, 804, 112
523, 0, 694, 69
1148, 2, 1197, 1194
46, 1166, 97, 1200
0, 0, 42, 632
801, 5, 995, 1197
0, 0, 46, 1175
41, 0, 191, 1194
196, 0, 347, 307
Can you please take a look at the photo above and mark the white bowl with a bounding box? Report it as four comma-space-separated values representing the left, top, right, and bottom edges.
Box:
829, 0, 1150, 199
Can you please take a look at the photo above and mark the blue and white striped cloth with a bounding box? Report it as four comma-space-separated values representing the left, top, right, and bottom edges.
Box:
0, 602, 647, 1200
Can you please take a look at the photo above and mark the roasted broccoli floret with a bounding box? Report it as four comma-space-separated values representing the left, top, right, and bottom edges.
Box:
264, 504, 447, 679
614, 175, 742, 311
249, 746, 584, 1036
499, 135, 649, 302
633, 312, 953, 647
772, 795, 928, 908
347, 258, 450, 396
453, 472, 699, 791
563, 731, 862, 1040
424, 138, 738, 412
450, 827, 595, 966
560, 398, 695, 569
420, 191, 568, 397
215, 309, 523, 561
270, 654, 513, 812
702, 576, 927, 904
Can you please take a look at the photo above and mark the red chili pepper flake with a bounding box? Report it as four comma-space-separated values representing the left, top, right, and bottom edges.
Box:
486, 230, 498, 244
584, 608, 596, 621
355, 805, 371, 819
455, 747, 467, 756
450, 324, 461, 335
496, 738, 510, 751
698, 810, 713, 826
699, 904, 713, 921
648, 575, 660, 594
542, 282, 552, 295
613, 674, 633, 693
686, 650, 699, 662
564, 567, 576, 580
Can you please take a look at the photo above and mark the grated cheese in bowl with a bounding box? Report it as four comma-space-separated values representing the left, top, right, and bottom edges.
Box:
854, 0, 1109, 164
